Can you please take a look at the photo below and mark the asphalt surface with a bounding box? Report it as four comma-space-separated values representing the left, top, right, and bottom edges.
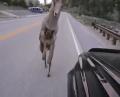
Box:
0, 13, 78, 97
67, 14, 120, 51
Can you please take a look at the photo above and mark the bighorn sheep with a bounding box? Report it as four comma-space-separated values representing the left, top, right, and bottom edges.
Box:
39, 0, 63, 77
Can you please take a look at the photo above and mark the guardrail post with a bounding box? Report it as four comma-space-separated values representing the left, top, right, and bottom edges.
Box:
112, 38, 117, 45
107, 34, 110, 40
103, 31, 105, 36
94, 23, 120, 45
100, 29, 102, 33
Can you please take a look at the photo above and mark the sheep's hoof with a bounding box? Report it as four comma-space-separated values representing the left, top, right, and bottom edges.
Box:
47, 74, 51, 77
42, 56, 45, 61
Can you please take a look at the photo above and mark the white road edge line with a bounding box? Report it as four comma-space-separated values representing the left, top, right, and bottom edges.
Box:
66, 15, 83, 56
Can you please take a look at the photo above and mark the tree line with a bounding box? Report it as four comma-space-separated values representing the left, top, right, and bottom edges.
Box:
64, 0, 120, 22
1, 0, 27, 8
0, 0, 40, 8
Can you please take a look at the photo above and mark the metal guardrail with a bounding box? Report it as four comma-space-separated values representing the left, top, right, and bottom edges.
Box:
92, 22, 120, 45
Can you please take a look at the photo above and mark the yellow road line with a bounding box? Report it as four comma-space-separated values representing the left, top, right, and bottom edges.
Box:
0, 20, 41, 41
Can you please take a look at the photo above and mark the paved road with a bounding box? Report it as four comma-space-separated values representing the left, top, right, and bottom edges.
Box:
67, 14, 120, 50
0, 12, 118, 97
0, 13, 79, 97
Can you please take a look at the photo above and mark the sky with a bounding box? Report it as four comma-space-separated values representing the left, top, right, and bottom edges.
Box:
38, 0, 52, 4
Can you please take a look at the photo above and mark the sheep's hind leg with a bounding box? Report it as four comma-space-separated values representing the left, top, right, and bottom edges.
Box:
42, 43, 47, 68
44, 53, 47, 68
47, 63, 51, 77
47, 44, 55, 77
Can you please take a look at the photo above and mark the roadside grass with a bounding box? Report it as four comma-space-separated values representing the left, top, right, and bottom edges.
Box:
66, 9, 120, 32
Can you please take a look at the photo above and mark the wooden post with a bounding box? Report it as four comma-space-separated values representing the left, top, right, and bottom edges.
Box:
107, 34, 110, 40
100, 29, 102, 33
103, 31, 105, 36
112, 38, 117, 45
